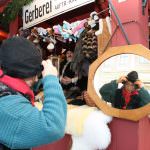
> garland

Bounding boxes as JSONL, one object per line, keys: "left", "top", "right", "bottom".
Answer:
{"left": 0, "top": 0, "right": 33, "bottom": 31}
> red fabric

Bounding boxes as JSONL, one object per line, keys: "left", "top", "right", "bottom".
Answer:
{"left": 0, "top": 0, "right": 12, "bottom": 13}
{"left": 122, "top": 88, "right": 138, "bottom": 109}
{"left": 0, "top": 69, "right": 35, "bottom": 106}
{"left": 107, "top": 117, "right": 150, "bottom": 150}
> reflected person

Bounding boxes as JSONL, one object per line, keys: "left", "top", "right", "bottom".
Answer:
{"left": 99, "top": 71, "right": 150, "bottom": 109}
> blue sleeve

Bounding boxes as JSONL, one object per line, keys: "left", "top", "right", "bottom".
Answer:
{"left": 8, "top": 75, "right": 67, "bottom": 149}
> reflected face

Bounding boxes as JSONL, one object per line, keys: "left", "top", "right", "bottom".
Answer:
{"left": 66, "top": 51, "right": 73, "bottom": 62}
{"left": 124, "top": 81, "right": 135, "bottom": 93}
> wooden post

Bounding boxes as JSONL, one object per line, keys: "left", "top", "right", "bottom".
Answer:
{"left": 97, "top": 18, "right": 111, "bottom": 57}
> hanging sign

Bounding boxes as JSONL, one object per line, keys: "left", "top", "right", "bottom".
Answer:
{"left": 23, "top": 0, "right": 95, "bottom": 29}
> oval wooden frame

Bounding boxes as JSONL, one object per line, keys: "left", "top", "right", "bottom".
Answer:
{"left": 87, "top": 44, "right": 150, "bottom": 121}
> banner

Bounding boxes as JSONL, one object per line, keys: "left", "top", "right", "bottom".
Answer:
{"left": 23, "top": 0, "right": 95, "bottom": 29}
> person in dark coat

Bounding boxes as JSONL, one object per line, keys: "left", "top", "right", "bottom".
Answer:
{"left": 99, "top": 71, "right": 150, "bottom": 109}
{"left": 60, "top": 49, "right": 78, "bottom": 89}
{"left": 59, "top": 49, "right": 80, "bottom": 99}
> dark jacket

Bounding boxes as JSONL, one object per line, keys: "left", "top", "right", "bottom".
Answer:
{"left": 60, "top": 60, "right": 77, "bottom": 90}
{"left": 114, "top": 89, "right": 142, "bottom": 109}
{"left": 99, "top": 80, "right": 150, "bottom": 109}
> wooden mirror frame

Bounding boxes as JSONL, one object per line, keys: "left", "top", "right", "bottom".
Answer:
{"left": 87, "top": 44, "right": 150, "bottom": 121}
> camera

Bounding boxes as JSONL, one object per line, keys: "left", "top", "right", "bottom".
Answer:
{"left": 134, "top": 84, "right": 139, "bottom": 89}
{"left": 122, "top": 80, "right": 126, "bottom": 84}
{"left": 122, "top": 77, "right": 127, "bottom": 84}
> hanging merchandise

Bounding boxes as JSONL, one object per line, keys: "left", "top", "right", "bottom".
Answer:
{"left": 27, "top": 27, "right": 40, "bottom": 44}
{"left": 88, "top": 11, "right": 99, "bottom": 29}
{"left": 82, "top": 29, "right": 98, "bottom": 62}
{"left": 72, "top": 20, "right": 98, "bottom": 74}
{"left": 95, "top": 16, "right": 111, "bottom": 56}
{"left": 71, "top": 19, "right": 87, "bottom": 38}
{"left": 37, "top": 27, "right": 56, "bottom": 51}
{"left": 53, "top": 24, "right": 72, "bottom": 41}
{"left": 70, "top": 9, "right": 112, "bottom": 84}
{"left": 53, "top": 19, "right": 88, "bottom": 42}
{"left": 24, "top": 10, "right": 110, "bottom": 57}
{"left": 26, "top": 27, "right": 57, "bottom": 52}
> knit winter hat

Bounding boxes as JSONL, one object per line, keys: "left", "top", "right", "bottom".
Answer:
{"left": 127, "top": 71, "right": 138, "bottom": 83}
{"left": 0, "top": 37, "right": 43, "bottom": 79}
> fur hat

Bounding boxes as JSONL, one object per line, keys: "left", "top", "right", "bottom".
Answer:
{"left": 127, "top": 71, "right": 138, "bottom": 83}
{"left": 0, "top": 37, "right": 43, "bottom": 79}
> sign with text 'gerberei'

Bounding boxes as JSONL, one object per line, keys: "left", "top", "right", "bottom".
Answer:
{"left": 23, "top": 0, "right": 95, "bottom": 29}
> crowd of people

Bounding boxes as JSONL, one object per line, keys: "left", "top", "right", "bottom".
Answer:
{"left": 0, "top": 37, "right": 150, "bottom": 150}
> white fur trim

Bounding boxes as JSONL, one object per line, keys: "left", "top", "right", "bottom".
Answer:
{"left": 66, "top": 105, "right": 97, "bottom": 136}
{"left": 106, "top": 16, "right": 112, "bottom": 35}
{"left": 71, "top": 109, "right": 112, "bottom": 150}
{"left": 82, "top": 110, "right": 111, "bottom": 149}
{"left": 95, "top": 19, "right": 103, "bottom": 36}
{"left": 71, "top": 136, "right": 92, "bottom": 150}
{"left": 47, "top": 43, "right": 54, "bottom": 50}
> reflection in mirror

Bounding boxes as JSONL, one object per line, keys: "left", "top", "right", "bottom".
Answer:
{"left": 94, "top": 54, "right": 150, "bottom": 110}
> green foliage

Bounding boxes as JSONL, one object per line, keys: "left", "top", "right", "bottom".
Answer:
{"left": 0, "top": 0, "right": 33, "bottom": 31}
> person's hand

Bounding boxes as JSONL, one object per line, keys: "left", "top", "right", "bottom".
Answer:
{"left": 42, "top": 59, "right": 58, "bottom": 77}
{"left": 134, "top": 80, "right": 143, "bottom": 89}
{"left": 117, "top": 76, "right": 127, "bottom": 83}
{"left": 82, "top": 91, "right": 96, "bottom": 107}
{"left": 61, "top": 77, "right": 69, "bottom": 85}
{"left": 64, "top": 76, "right": 72, "bottom": 84}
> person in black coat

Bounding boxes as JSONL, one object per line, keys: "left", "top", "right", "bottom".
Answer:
{"left": 59, "top": 49, "right": 80, "bottom": 99}
{"left": 60, "top": 49, "right": 78, "bottom": 89}
{"left": 99, "top": 71, "right": 150, "bottom": 109}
